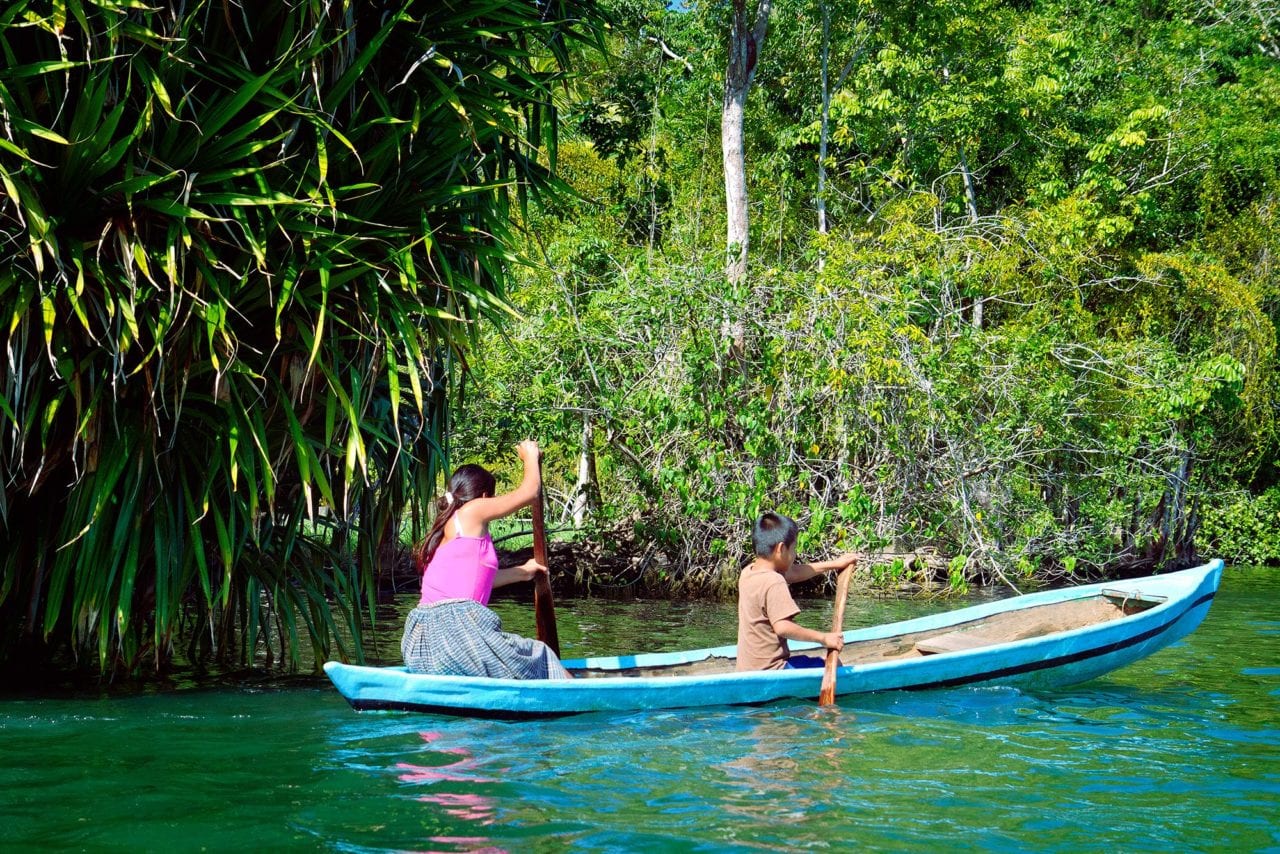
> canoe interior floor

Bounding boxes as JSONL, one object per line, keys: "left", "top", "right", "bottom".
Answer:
{"left": 570, "top": 594, "right": 1147, "bottom": 680}
{"left": 848, "top": 595, "right": 1139, "bottom": 663}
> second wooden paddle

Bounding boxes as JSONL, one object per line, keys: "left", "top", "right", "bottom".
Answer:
{"left": 530, "top": 457, "right": 561, "bottom": 657}
{"left": 818, "top": 563, "right": 855, "bottom": 706}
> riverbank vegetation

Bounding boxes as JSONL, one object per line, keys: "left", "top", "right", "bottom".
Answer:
{"left": 459, "top": 0, "right": 1280, "bottom": 594}
{"left": 1, "top": 0, "right": 1276, "bottom": 676}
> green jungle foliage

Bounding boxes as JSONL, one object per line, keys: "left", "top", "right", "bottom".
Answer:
{"left": 0, "top": 0, "right": 603, "bottom": 674}
{"left": 1200, "top": 486, "right": 1280, "bottom": 565}
{"left": 459, "top": 0, "right": 1280, "bottom": 592}
{"left": 2, "top": 0, "right": 1275, "bottom": 677}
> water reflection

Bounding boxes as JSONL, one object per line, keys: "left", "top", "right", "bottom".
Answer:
{"left": 6, "top": 568, "right": 1269, "bottom": 851}
{"left": 395, "top": 730, "right": 503, "bottom": 852}
{"left": 718, "top": 707, "right": 862, "bottom": 821}
{"left": 396, "top": 731, "right": 497, "bottom": 785}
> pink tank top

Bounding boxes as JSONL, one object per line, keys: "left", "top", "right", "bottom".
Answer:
{"left": 419, "top": 516, "right": 499, "bottom": 606}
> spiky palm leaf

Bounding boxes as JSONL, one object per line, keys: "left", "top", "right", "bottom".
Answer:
{"left": 0, "top": 0, "right": 603, "bottom": 673}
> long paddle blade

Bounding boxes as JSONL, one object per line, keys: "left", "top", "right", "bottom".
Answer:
{"left": 531, "top": 458, "right": 561, "bottom": 657}
{"left": 818, "top": 563, "right": 855, "bottom": 706}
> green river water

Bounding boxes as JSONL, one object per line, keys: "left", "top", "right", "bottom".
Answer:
{"left": 2, "top": 565, "right": 1277, "bottom": 851}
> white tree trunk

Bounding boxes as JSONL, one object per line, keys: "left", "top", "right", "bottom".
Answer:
{"left": 571, "top": 415, "right": 598, "bottom": 527}
{"left": 723, "top": 0, "right": 772, "bottom": 288}
{"left": 959, "top": 145, "right": 983, "bottom": 329}
{"left": 817, "top": 2, "right": 831, "bottom": 250}
{"left": 817, "top": 4, "right": 870, "bottom": 271}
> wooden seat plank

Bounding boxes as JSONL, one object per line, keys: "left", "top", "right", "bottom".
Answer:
{"left": 915, "top": 631, "right": 998, "bottom": 655}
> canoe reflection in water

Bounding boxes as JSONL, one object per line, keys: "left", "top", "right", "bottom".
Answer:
{"left": 721, "top": 711, "right": 857, "bottom": 819}
{"left": 396, "top": 731, "right": 500, "bottom": 849}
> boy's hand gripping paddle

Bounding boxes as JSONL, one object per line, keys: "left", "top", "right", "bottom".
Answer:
{"left": 818, "top": 563, "right": 854, "bottom": 706}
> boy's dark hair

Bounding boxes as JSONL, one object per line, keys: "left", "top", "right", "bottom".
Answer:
{"left": 753, "top": 512, "right": 799, "bottom": 558}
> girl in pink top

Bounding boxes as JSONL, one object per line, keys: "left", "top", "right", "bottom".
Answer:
{"left": 401, "top": 441, "right": 571, "bottom": 679}
{"left": 418, "top": 509, "right": 501, "bottom": 606}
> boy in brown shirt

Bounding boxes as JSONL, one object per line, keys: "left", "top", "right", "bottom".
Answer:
{"left": 736, "top": 512, "right": 857, "bottom": 671}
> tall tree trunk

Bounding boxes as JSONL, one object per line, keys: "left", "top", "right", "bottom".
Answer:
{"left": 572, "top": 415, "right": 600, "bottom": 527}
{"left": 1149, "top": 431, "right": 1195, "bottom": 567}
{"left": 723, "top": 0, "right": 772, "bottom": 287}
{"left": 647, "top": 62, "right": 662, "bottom": 265}
{"left": 817, "top": 0, "right": 831, "bottom": 260}
{"left": 818, "top": 12, "right": 871, "bottom": 272}
{"left": 959, "top": 145, "right": 983, "bottom": 329}
{"left": 959, "top": 146, "right": 980, "bottom": 226}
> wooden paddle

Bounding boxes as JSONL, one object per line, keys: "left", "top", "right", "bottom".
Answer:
{"left": 530, "top": 456, "right": 561, "bottom": 657}
{"left": 818, "top": 562, "right": 855, "bottom": 706}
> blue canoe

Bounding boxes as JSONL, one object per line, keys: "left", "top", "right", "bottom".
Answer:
{"left": 324, "top": 559, "right": 1222, "bottom": 718}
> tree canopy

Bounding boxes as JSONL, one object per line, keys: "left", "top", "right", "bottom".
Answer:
{"left": 461, "top": 0, "right": 1280, "bottom": 592}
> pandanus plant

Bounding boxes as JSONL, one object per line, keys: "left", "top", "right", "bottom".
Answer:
{"left": 0, "top": 0, "right": 602, "bottom": 674}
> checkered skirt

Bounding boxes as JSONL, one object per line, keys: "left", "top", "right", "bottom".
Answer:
{"left": 401, "top": 598, "right": 571, "bottom": 680}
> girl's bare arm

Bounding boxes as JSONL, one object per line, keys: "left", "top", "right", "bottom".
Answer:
{"left": 457, "top": 441, "right": 541, "bottom": 533}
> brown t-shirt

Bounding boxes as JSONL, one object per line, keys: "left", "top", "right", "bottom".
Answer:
{"left": 737, "top": 565, "right": 801, "bottom": 671}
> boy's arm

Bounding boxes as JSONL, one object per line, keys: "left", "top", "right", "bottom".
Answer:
{"left": 783, "top": 552, "right": 857, "bottom": 584}
{"left": 773, "top": 618, "right": 844, "bottom": 651}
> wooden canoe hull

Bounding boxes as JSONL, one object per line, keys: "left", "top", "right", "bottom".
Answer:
{"left": 323, "top": 560, "right": 1222, "bottom": 718}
